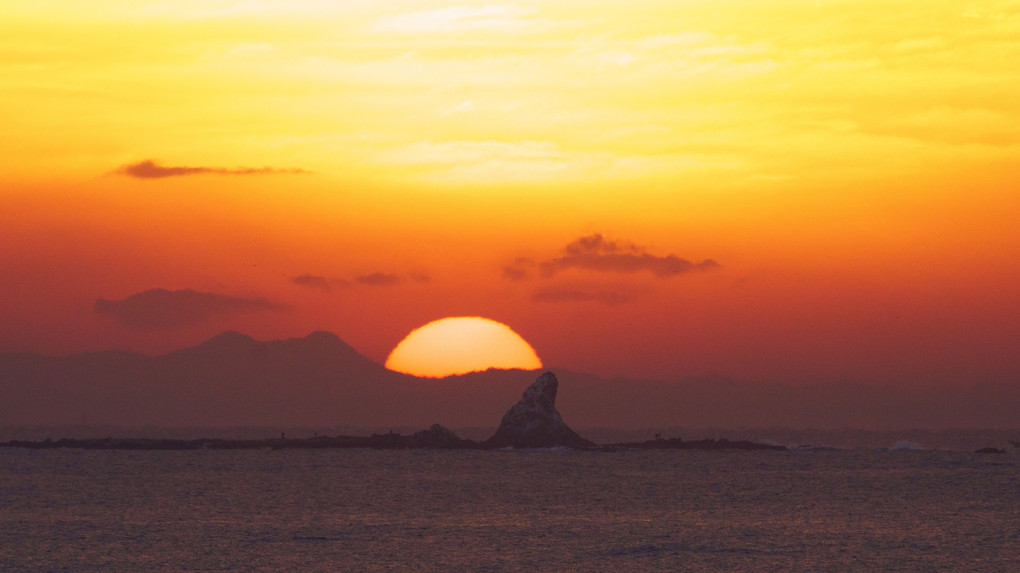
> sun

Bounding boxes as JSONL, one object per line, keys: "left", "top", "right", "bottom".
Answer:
{"left": 385, "top": 316, "right": 542, "bottom": 378}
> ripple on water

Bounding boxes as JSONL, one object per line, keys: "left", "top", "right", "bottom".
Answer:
{"left": 0, "top": 448, "right": 1017, "bottom": 571}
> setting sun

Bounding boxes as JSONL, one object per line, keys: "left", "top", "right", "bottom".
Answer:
{"left": 385, "top": 317, "right": 542, "bottom": 378}
{"left": 2, "top": 0, "right": 1019, "bottom": 412}
{"left": 2, "top": 3, "right": 1019, "bottom": 566}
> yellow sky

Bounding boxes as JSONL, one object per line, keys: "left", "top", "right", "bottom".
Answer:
{"left": 6, "top": 1, "right": 1017, "bottom": 268}
{"left": 5, "top": 0, "right": 1019, "bottom": 187}
{"left": 2, "top": 1, "right": 1020, "bottom": 382}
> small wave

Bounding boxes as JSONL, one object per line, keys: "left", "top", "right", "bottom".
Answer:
{"left": 606, "top": 542, "right": 795, "bottom": 558}
{"left": 790, "top": 444, "right": 840, "bottom": 451}
{"left": 890, "top": 440, "right": 924, "bottom": 451}
{"left": 495, "top": 445, "right": 577, "bottom": 453}
{"left": 292, "top": 535, "right": 343, "bottom": 543}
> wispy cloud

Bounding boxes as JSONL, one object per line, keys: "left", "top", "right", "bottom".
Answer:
{"left": 379, "top": 140, "right": 570, "bottom": 184}
{"left": 116, "top": 159, "right": 310, "bottom": 179}
{"left": 378, "top": 4, "right": 544, "bottom": 33}
{"left": 355, "top": 272, "right": 403, "bottom": 287}
{"left": 291, "top": 271, "right": 429, "bottom": 291}
{"left": 531, "top": 287, "right": 636, "bottom": 306}
{"left": 129, "top": 2, "right": 352, "bottom": 21}
{"left": 442, "top": 99, "right": 475, "bottom": 115}
{"left": 94, "top": 288, "right": 285, "bottom": 329}
{"left": 382, "top": 140, "right": 564, "bottom": 165}
{"left": 504, "top": 234, "right": 719, "bottom": 280}
{"left": 502, "top": 257, "right": 535, "bottom": 281}
{"left": 290, "top": 274, "right": 350, "bottom": 291}
{"left": 291, "top": 274, "right": 332, "bottom": 291}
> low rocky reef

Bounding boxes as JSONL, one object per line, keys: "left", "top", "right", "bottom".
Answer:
{"left": 1, "top": 372, "right": 784, "bottom": 452}
{"left": 0, "top": 434, "right": 786, "bottom": 451}
{"left": 0, "top": 426, "right": 475, "bottom": 451}
{"left": 604, "top": 436, "right": 785, "bottom": 451}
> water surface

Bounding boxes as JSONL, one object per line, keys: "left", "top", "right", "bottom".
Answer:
{"left": 2, "top": 448, "right": 1017, "bottom": 571}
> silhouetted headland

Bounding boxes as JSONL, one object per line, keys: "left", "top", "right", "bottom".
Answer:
{"left": 0, "top": 372, "right": 787, "bottom": 451}
{"left": 482, "top": 371, "right": 595, "bottom": 448}
{"left": 602, "top": 436, "right": 785, "bottom": 451}
{"left": 4, "top": 331, "right": 1019, "bottom": 430}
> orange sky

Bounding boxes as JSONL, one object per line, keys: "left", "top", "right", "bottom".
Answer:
{"left": 2, "top": 1, "right": 1020, "bottom": 386}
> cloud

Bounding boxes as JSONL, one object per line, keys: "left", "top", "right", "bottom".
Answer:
{"left": 116, "top": 159, "right": 310, "bottom": 179}
{"left": 290, "top": 274, "right": 350, "bottom": 291}
{"left": 94, "top": 288, "right": 285, "bottom": 329}
{"left": 129, "top": 2, "right": 347, "bottom": 21}
{"left": 504, "top": 234, "right": 720, "bottom": 279}
{"left": 355, "top": 272, "right": 403, "bottom": 287}
{"left": 378, "top": 5, "right": 543, "bottom": 33}
{"left": 442, "top": 100, "right": 474, "bottom": 115}
{"left": 502, "top": 257, "right": 535, "bottom": 281}
{"left": 379, "top": 140, "right": 571, "bottom": 184}
{"left": 291, "top": 272, "right": 429, "bottom": 290}
{"left": 531, "top": 288, "right": 636, "bottom": 306}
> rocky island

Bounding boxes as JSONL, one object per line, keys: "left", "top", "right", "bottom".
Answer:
{"left": 482, "top": 371, "right": 595, "bottom": 449}
{"left": 0, "top": 372, "right": 784, "bottom": 451}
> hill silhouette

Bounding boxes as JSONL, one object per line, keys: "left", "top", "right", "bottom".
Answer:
{"left": 1, "top": 331, "right": 1018, "bottom": 430}
{"left": 0, "top": 332, "right": 543, "bottom": 428}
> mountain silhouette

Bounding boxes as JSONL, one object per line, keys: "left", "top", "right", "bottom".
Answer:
{"left": 0, "top": 332, "right": 546, "bottom": 428}
{"left": 2, "top": 331, "right": 1018, "bottom": 430}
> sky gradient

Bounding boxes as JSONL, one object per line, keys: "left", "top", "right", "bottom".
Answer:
{"left": 3, "top": 1, "right": 1019, "bottom": 388}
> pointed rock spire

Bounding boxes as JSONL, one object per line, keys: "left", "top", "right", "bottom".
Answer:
{"left": 483, "top": 372, "right": 594, "bottom": 448}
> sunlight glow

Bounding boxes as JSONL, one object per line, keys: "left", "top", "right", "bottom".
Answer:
{"left": 385, "top": 317, "right": 542, "bottom": 378}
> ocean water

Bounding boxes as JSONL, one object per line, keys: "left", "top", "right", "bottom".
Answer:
{"left": 1, "top": 448, "right": 1017, "bottom": 571}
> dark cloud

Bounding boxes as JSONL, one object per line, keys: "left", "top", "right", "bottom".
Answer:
{"left": 94, "top": 288, "right": 285, "bottom": 329}
{"left": 502, "top": 257, "right": 535, "bottom": 281}
{"left": 116, "top": 159, "right": 310, "bottom": 179}
{"left": 291, "top": 272, "right": 428, "bottom": 291}
{"left": 504, "top": 234, "right": 719, "bottom": 279}
{"left": 290, "top": 275, "right": 350, "bottom": 291}
{"left": 292, "top": 274, "right": 331, "bottom": 291}
{"left": 564, "top": 234, "right": 638, "bottom": 256}
{"left": 531, "top": 288, "right": 636, "bottom": 306}
{"left": 355, "top": 272, "right": 403, "bottom": 287}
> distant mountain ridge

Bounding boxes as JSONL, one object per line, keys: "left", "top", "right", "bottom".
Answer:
{"left": 0, "top": 331, "right": 541, "bottom": 428}
{"left": 1, "top": 331, "right": 1018, "bottom": 430}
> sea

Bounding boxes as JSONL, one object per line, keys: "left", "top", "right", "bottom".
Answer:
{"left": 1, "top": 430, "right": 1018, "bottom": 571}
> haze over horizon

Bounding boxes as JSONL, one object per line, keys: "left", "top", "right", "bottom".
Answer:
{"left": 3, "top": 1, "right": 1019, "bottom": 427}
{"left": 3, "top": 329, "right": 1018, "bottom": 432}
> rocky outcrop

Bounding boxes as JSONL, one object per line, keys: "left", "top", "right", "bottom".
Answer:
{"left": 0, "top": 426, "right": 478, "bottom": 451}
{"left": 411, "top": 424, "right": 474, "bottom": 448}
{"left": 606, "top": 436, "right": 786, "bottom": 451}
{"left": 483, "top": 372, "right": 594, "bottom": 449}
